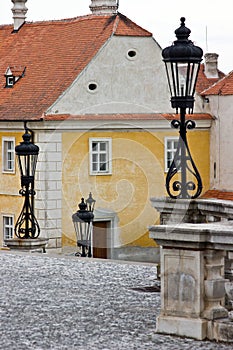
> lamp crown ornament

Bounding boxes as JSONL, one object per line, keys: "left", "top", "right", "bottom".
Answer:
{"left": 175, "top": 17, "right": 191, "bottom": 41}
{"left": 15, "top": 129, "right": 39, "bottom": 156}
{"left": 162, "top": 17, "right": 203, "bottom": 64}
{"left": 78, "top": 198, "right": 87, "bottom": 211}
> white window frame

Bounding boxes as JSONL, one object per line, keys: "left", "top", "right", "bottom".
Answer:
{"left": 3, "top": 215, "right": 14, "bottom": 240}
{"left": 89, "top": 138, "right": 112, "bottom": 175}
{"left": 2, "top": 137, "right": 15, "bottom": 173}
{"left": 164, "top": 137, "right": 179, "bottom": 172}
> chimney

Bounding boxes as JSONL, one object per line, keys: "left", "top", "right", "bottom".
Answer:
{"left": 11, "top": 0, "right": 28, "bottom": 31}
{"left": 204, "top": 53, "right": 219, "bottom": 79}
{"left": 90, "top": 0, "right": 119, "bottom": 15}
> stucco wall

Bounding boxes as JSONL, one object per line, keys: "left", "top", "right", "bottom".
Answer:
{"left": 207, "top": 95, "right": 233, "bottom": 190}
{"left": 61, "top": 128, "right": 210, "bottom": 250}
{"left": 0, "top": 132, "right": 22, "bottom": 245}
{"left": 47, "top": 36, "right": 173, "bottom": 115}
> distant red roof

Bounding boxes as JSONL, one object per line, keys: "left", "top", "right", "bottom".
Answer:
{"left": 202, "top": 189, "right": 233, "bottom": 201}
{"left": 0, "top": 13, "right": 151, "bottom": 121}
{"left": 196, "top": 63, "right": 225, "bottom": 94}
{"left": 201, "top": 70, "right": 233, "bottom": 96}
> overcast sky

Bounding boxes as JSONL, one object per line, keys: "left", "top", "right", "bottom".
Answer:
{"left": 0, "top": 0, "right": 232, "bottom": 74}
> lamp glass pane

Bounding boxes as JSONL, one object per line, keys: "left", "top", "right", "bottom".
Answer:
{"left": 188, "top": 63, "right": 200, "bottom": 97}
{"left": 17, "top": 154, "right": 38, "bottom": 177}
{"left": 74, "top": 220, "right": 92, "bottom": 246}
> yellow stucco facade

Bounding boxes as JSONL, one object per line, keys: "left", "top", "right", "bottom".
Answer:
{"left": 61, "top": 129, "right": 210, "bottom": 249}
{"left": 0, "top": 128, "right": 210, "bottom": 251}
{"left": 0, "top": 132, "right": 22, "bottom": 245}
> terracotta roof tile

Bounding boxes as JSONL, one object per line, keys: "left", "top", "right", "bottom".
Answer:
{"left": 202, "top": 190, "right": 233, "bottom": 201}
{"left": 114, "top": 13, "right": 152, "bottom": 36}
{"left": 196, "top": 64, "right": 225, "bottom": 94}
{"left": 43, "top": 113, "right": 213, "bottom": 121}
{"left": 201, "top": 70, "right": 233, "bottom": 96}
{"left": 0, "top": 14, "right": 151, "bottom": 121}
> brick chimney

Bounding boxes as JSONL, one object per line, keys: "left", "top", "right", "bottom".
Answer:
{"left": 90, "top": 0, "right": 119, "bottom": 15}
{"left": 204, "top": 53, "right": 219, "bottom": 79}
{"left": 11, "top": 0, "right": 28, "bottom": 31}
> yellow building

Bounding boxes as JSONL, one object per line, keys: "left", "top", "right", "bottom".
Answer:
{"left": 0, "top": 1, "right": 218, "bottom": 261}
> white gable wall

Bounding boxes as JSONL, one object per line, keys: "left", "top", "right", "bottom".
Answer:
{"left": 205, "top": 95, "right": 233, "bottom": 190}
{"left": 47, "top": 36, "right": 174, "bottom": 115}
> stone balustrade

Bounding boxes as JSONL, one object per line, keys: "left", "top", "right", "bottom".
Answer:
{"left": 149, "top": 197, "right": 233, "bottom": 342}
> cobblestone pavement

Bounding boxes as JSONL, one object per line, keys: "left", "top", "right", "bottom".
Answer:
{"left": 0, "top": 251, "right": 232, "bottom": 350}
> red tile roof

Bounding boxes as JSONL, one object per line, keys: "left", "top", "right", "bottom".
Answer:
{"left": 0, "top": 13, "right": 151, "bottom": 121}
{"left": 202, "top": 189, "right": 233, "bottom": 201}
{"left": 196, "top": 63, "right": 225, "bottom": 94}
{"left": 201, "top": 70, "right": 233, "bottom": 96}
{"left": 44, "top": 113, "right": 213, "bottom": 121}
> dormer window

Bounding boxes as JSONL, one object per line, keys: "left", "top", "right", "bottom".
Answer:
{"left": 5, "top": 66, "right": 26, "bottom": 88}
{"left": 6, "top": 76, "right": 15, "bottom": 87}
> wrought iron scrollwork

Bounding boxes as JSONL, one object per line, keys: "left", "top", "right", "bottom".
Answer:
{"left": 15, "top": 184, "right": 40, "bottom": 238}
{"left": 166, "top": 109, "right": 203, "bottom": 199}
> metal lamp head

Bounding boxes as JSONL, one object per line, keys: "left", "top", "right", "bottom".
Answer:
{"left": 162, "top": 17, "right": 203, "bottom": 111}
{"left": 15, "top": 128, "right": 39, "bottom": 185}
{"left": 72, "top": 197, "right": 95, "bottom": 251}
{"left": 86, "top": 192, "right": 96, "bottom": 213}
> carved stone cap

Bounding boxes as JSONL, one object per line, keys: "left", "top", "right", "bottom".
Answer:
{"left": 90, "top": 0, "right": 118, "bottom": 15}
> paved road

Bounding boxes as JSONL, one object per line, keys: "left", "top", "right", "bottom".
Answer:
{"left": 0, "top": 251, "right": 232, "bottom": 349}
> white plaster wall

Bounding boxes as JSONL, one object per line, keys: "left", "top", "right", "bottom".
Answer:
{"left": 207, "top": 95, "right": 233, "bottom": 190}
{"left": 47, "top": 36, "right": 174, "bottom": 115}
{"left": 35, "top": 131, "right": 62, "bottom": 249}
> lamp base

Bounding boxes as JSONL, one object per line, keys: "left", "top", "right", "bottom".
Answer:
{"left": 4, "top": 238, "right": 49, "bottom": 253}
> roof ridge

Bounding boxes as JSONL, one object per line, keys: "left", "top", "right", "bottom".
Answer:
{"left": 0, "top": 14, "right": 117, "bottom": 28}
{"left": 114, "top": 12, "right": 152, "bottom": 36}
{"left": 112, "top": 13, "right": 120, "bottom": 34}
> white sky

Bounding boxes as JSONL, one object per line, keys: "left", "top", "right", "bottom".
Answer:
{"left": 0, "top": 0, "right": 232, "bottom": 74}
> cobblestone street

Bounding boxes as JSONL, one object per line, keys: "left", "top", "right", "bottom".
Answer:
{"left": 0, "top": 251, "right": 232, "bottom": 349}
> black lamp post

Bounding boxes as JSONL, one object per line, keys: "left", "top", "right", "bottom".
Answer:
{"left": 72, "top": 193, "right": 96, "bottom": 257}
{"left": 15, "top": 123, "right": 40, "bottom": 238}
{"left": 162, "top": 17, "right": 203, "bottom": 199}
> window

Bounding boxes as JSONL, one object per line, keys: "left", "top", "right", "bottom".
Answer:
{"left": 88, "top": 82, "right": 98, "bottom": 92}
{"left": 3, "top": 215, "right": 14, "bottom": 240}
{"left": 89, "top": 138, "right": 112, "bottom": 175}
{"left": 127, "top": 49, "right": 138, "bottom": 60}
{"left": 165, "top": 137, "right": 179, "bottom": 172}
{"left": 2, "top": 137, "right": 15, "bottom": 173}
{"left": 6, "top": 76, "right": 14, "bottom": 87}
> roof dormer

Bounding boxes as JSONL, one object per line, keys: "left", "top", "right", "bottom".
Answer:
{"left": 5, "top": 66, "right": 26, "bottom": 88}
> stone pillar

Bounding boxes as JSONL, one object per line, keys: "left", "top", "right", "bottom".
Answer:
{"left": 157, "top": 247, "right": 207, "bottom": 340}
{"left": 149, "top": 197, "right": 233, "bottom": 342}
{"left": 203, "top": 250, "right": 228, "bottom": 320}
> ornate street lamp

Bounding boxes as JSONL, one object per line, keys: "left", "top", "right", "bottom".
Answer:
{"left": 162, "top": 17, "right": 203, "bottom": 199}
{"left": 15, "top": 123, "right": 40, "bottom": 238}
{"left": 72, "top": 193, "right": 96, "bottom": 257}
